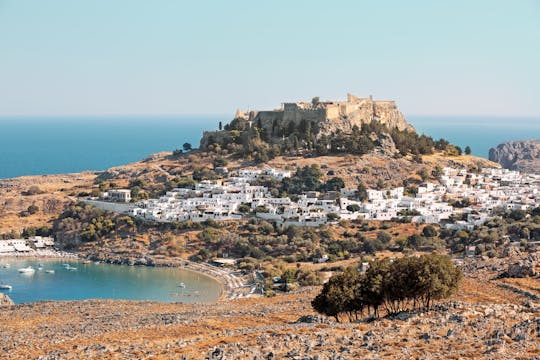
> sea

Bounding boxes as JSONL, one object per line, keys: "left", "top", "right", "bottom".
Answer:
{"left": 0, "top": 259, "right": 221, "bottom": 304}
{"left": 0, "top": 115, "right": 539, "bottom": 179}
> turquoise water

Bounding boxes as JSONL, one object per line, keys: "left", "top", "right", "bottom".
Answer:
{"left": 0, "top": 115, "right": 539, "bottom": 179}
{"left": 0, "top": 259, "right": 221, "bottom": 304}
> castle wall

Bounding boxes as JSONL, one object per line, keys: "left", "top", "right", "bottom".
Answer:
{"left": 325, "top": 105, "right": 340, "bottom": 119}
{"left": 201, "top": 93, "right": 415, "bottom": 149}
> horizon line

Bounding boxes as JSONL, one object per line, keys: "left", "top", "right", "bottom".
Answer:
{"left": 0, "top": 113, "right": 539, "bottom": 119}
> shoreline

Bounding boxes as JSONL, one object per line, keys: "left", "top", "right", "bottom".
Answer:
{"left": 0, "top": 249, "right": 79, "bottom": 259}
{"left": 0, "top": 251, "right": 250, "bottom": 303}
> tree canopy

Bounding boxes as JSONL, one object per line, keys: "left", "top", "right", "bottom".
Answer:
{"left": 312, "top": 254, "right": 462, "bottom": 322}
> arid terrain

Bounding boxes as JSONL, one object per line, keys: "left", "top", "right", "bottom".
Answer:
{"left": 2, "top": 151, "right": 537, "bottom": 359}
{"left": 1, "top": 258, "right": 539, "bottom": 359}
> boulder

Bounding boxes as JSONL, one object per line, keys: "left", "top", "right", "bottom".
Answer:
{"left": 507, "top": 261, "right": 537, "bottom": 278}
{"left": 0, "top": 293, "right": 14, "bottom": 307}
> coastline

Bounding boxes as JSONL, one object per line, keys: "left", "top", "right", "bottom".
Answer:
{"left": 0, "top": 250, "right": 250, "bottom": 302}
{"left": 0, "top": 249, "right": 79, "bottom": 259}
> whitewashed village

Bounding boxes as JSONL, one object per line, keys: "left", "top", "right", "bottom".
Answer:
{"left": 95, "top": 166, "right": 540, "bottom": 231}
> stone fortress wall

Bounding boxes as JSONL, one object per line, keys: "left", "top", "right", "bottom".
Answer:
{"left": 237, "top": 93, "right": 413, "bottom": 135}
{"left": 201, "top": 93, "right": 414, "bottom": 148}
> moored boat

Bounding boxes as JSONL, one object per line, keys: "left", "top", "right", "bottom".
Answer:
{"left": 18, "top": 266, "right": 35, "bottom": 274}
{"left": 0, "top": 284, "right": 12, "bottom": 291}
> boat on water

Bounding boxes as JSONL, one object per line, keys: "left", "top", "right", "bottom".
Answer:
{"left": 2, "top": 263, "right": 10, "bottom": 269}
{"left": 65, "top": 266, "right": 77, "bottom": 271}
{"left": 0, "top": 284, "right": 12, "bottom": 291}
{"left": 45, "top": 270, "right": 55, "bottom": 274}
{"left": 178, "top": 282, "right": 186, "bottom": 288}
{"left": 18, "top": 266, "right": 35, "bottom": 274}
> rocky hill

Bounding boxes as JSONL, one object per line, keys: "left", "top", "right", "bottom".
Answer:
{"left": 200, "top": 93, "right": 414, "bottom": 150}
{"left": 489, "top": 139, "right": 540, "bottom": 174}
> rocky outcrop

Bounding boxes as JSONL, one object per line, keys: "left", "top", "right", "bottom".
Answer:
{"left": 0, "top": 293, "right": 14, "bottom": 307}
{"left": 489, "top": 140, "right": 540, "bottom": 174}
{"left": 201, "top": 93, "right": 415, "bottom": 149}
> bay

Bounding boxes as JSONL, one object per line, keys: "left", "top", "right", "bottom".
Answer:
{"left": 0, "top": 259, "right": 222, "bottom": 304}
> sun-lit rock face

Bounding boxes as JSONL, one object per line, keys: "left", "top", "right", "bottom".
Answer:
{"left": 201, "top": 93, "right": 414, "bottom": 149}
{"left": 489, "top": 139, "right": 540, "bottom": 174}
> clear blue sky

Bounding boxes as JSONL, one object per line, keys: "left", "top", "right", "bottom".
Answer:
{"left": 0, "top": 0, "right": 538, "bottom": 116}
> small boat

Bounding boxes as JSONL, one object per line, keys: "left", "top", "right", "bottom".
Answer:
{"left": 45, "top": 270, "right": 55, "bottom": 274}
{"left": 62, "top": 263, "right": 70, "bottom": 267}
{"left": 178, "top": 282, "right": 186, "bottom": 288}
{"left": 37, "top": 266, "right": 43, "bottom": 271}
{"left": 18, "top": 266, "right": 35, "bottom": 274}
{"left": 0, "top": 284, "right": 12, "bottom": 291}
{"left": 2, "top": 264, "right": 10, "bottom": 269}
{"left": 66, "top": 266, "right": 77, "bottom": 271}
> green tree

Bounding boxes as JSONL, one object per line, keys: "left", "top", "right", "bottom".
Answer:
{"left": 183, "top": 142, "right": 192, "bottom": 151}
{"left": 327, "top": 212, "right": 340, "bottom": 221}
{"left": 422, "top": 225, "right": 438, "bottom": 238}
{"left": 418, "top": 167, "right": 430, "bottom": 182}
{"left": 357, "top": 181, "right": 368, "bottom": 202}
{"left": 238, "top": 204, "right": 251, "bottom": 213}
{"left": 376, "top": 231, "right": 392, "bottom": 244}
{"left": 322, "top": 177, "right": 345, "bottom": 192}
{"left": 432, "top": 165, "right": 443, "bottom": 178}
{"left": 464, "top": 146, "right": 471, "bottom": 155}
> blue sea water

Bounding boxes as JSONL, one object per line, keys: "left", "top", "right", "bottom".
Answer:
{"left": 0, "top": 259, "right": 221, "bottom": 304}
{"left": 0, "top": 115, "right": 538, "bottom": 179}
{"left": 0, "top": 116, "right": 221, "bottom": 179}
{"left": 410, "top": 116, "right": 540, "bottom": 159}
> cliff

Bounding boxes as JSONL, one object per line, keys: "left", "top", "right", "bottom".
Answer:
{"left": 489, "top": 140, "right": 540, "bottom": 174}
{"left": 201, "top": 93, "right": 414, "bottom": 149}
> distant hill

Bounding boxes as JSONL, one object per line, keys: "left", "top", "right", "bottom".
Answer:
{"left": 489, "top": 140, "right": 540, "bottom": 174}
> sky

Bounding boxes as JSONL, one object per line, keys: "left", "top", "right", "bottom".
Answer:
{"left": 0, "top": 0, "right": 539, "bottom": 117}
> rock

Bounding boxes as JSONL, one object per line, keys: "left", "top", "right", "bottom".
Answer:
{"left": 419, "top": 333, "right": 431, "bottom": 341}
{"left": 0, "top": 293, "right": 14, "bottom": 307}
{"left": 449, "top": 314, "right": 464, "bottom": 323}
{"left": 388, "top": 311, "right": 414, "bottom": 321}
{"left": 208, "top": 347, "right": 225, "bottom": 360}
{"left": 295, "top": 315, "right": 327, "bottom": 324}
{"left": 489, "top": 139, "right": 540, "bottom": 174}
{"left": 507, "top": 261, "right": 537, "bottom": 278}
{"left": 363, "top": 330, "right": 374, "bottom": 341}
{"left": 503, "top": 246, "right": 523, "bottom": 259}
